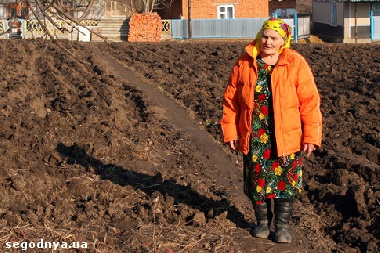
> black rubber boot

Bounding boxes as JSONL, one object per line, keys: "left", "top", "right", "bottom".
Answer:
{"left": 274, "top": 198, "right": 294, "bottom": 243}
{"left": 252, "top": 200, "right": 272, "bottom": 238}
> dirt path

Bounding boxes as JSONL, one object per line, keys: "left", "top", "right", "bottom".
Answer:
{"left": 87, "top": 44, "right": 244, "bottom": 198}
{"left": 86, "top": 43, "right": 336, "bottom": 252}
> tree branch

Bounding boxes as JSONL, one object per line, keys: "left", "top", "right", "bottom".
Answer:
{"left": 52, "top": 1, "right": 110, "bottom": 43}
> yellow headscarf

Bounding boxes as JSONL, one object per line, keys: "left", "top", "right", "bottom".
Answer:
{"left": 252, "top": 17, "right": 292, "bottom": 57}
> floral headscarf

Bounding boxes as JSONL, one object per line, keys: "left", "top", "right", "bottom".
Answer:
{"left": 252, "top": 17, "right": 292, "bottom": 56}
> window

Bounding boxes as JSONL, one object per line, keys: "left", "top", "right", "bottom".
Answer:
{"left": 7, "top": 3, "right": 29, "bottom": 19}
{"left": 217, "top": 5, "right": 235, "bottom": 19}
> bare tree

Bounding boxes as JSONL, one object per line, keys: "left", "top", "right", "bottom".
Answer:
{"left": 12, "top": 0, "right": 106, "bottom": 40}
{"left": 127, "top": 0, "right": 174, "bottom": 14}
{"left": 9, "top": 0, "right": 173, "bottom": 41}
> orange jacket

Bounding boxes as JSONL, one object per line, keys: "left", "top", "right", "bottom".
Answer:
{"left": 220, "top": 41, "right": 322, "bottom": 156}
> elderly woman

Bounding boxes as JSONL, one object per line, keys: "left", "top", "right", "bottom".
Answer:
{"left": 220, "top": 18, "right": 322, "bottom": 243}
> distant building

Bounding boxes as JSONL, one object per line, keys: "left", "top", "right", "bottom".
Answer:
{"left": 312, "top": 0, "right": 380, "bottom": 42}
{"left": 269, "top": 0, "right": 297, "bottom": 16}
{"left": 156, "top": 0, "right": 269, "bottom": 19}
{"left": 0, "top": 0, "right": 132, "bottom": 41}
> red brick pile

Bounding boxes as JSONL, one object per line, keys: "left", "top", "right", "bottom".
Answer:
{"left": 127, "top": 12, "right": 162, "bottom": 42}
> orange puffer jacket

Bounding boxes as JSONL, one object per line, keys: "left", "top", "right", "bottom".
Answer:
{"left": 220, "top": 41, "right": 322, "bottom": 156}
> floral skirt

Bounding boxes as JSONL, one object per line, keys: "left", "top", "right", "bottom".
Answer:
{"left": 243, "top": 150, "right": 303, "bottom": 205}
{"left": 245, "top": 57, "right": 303, "bottom": 205}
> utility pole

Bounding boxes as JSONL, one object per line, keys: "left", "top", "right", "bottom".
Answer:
{"left": 188, "top": 0, "right": 192, "bottom": 39}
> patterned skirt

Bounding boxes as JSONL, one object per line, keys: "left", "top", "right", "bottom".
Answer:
{"left": 243, "top": 149, "right": 303, "bottom": 205}
{"left": 242, "top": 104, "right": 304, "bottom": 204}
{"left": 243, "top": 57, "right": 303, "bottom": 205}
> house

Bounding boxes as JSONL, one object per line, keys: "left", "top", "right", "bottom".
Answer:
{"left": 0, "top": 0, "right": 131, "bottom": 41}
{"left": 0, "top": 0, "right": 309, "bottom": 41}
{"left": 312, "top": 0, "right": 380, "bottom": 43}
{"left": 270, "top": 0, "right": 297, "bottom": 12}
{"left": 269, "top": 0, "right": 297, "bottom": 16}
{"left": 156, "top": 0, "right": 269, "bottom": 20}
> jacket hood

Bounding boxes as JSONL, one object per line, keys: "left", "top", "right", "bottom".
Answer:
{"left": 245, "top": 40, "right": 258, "bottom": 59}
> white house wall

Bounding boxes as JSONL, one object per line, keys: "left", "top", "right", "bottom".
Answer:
{"left": 345, "top": 3, "right": 370, "bottom": 26}
{"left": 344, "top": 3, "right": 371, "bottom": 41}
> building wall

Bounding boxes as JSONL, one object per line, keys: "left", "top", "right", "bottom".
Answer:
{"left": 313, "top": 0, "right": 344, "bottom": 26}
{"left": 344, "top": 3, "right": 371, "bottom": 39}
{"left": 313, "top": 2, "right": 332, "bottom": 24}
{"left": 156, "top": 0, "right": 183, "bottom": 19}
{"left": 312, "top": 1, "right": 343, "bottom": 39}
{"left": 181, "top": 0, "right": 268, "bottom": 19}
{"left": 344, "top": 2, "right": 371, "bottom": 26}
{"left": 313, "top": 0, "right": 372, "bottom": 42}
{"left": 156, "top": 0, "right": 269, "bottom": 20}
{"left": 269, "top": 0, "right": 296, "bottom": 14}
{"left": 313, "top": 1, "right": 344, "bottom": 26}
{"left": 104, "top": 1, "right": 127, "bottom": 18}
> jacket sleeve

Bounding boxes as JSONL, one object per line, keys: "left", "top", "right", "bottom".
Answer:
{"left": 220, "top": 60, "right": 241, "bottom": 143}
{"left": 295, "top": 55, "right": 323, "bottom": 147}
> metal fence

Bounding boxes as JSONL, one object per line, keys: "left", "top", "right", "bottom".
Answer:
{"left": 296, "top": 15, "right": 310, "bottom": 39}
{"left": 0, "top": 19, "right": 97, "bottom": 40}
{"left": 372, "top": 16, "right": 380, "bottom": 41}
{"left": 2, "top": 14, "right": 379, "bottom": 42}
{"left": 0, "top": 20, "right": 4, "bottom": 34}
{"left": 170, "top": 16, "right": 310, "bottom": 40}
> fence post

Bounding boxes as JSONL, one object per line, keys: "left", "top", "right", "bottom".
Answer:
{"left": 370, "top": 10, "right": 374, "bottom": 42}
{"left": 188, "top": 0, "right": 192, "bottom": 39}
{"left": 294, "top": 13, "right": 298, "bottom": 43}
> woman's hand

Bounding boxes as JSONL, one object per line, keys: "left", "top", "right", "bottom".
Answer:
{"left": 303, "top": 143, "right": 316, "bottom": 157}
{"left": 228, "top": 140, "right": 238, "bottom": 151}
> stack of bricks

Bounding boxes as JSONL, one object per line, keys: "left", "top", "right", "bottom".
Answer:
{"left": 127, "top": 12, "right": 162, "bottom": 42}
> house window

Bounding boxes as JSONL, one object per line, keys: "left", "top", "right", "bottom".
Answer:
{"left": 109, "top": 1, "right": 124, "bottom": 17}
{"left": 7, "top": 3, "right": 29, "bottom": 19}
{"left": 331, "top": 2, "right": 337, "bottom": 26}
{"left": 217, "top": 5, "right": 235, "bottom": 19}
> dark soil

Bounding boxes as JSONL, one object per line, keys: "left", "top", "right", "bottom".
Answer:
{"left": 0, "top": 39, "right": 378, "bottom": 253}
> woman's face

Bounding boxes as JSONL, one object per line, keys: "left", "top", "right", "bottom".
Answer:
{"left": 260, "top": 28, "right": 285, "bottom": 56}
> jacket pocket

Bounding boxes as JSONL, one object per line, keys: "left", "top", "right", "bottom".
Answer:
{"left": 282, "top": 108, "right": 301, "bottom": 133}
